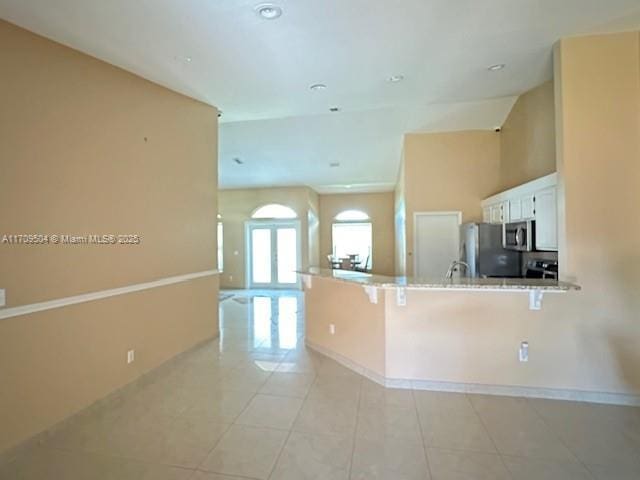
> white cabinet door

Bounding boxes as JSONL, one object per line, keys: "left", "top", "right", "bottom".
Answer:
{"left": 489, "top": 204, "right": 502, "bottom": 224}
{"left": 489, "top": 202, "right": 509, "bottom": 224}
{"left": 521, "top": 194, "right": 535, "bottom": 220}
{"left": 482, "top": 206, "right": 491, "bottom": 223}
{"left": 534, "top": 187, "right": 557, "bottom": 251}
{"left": 509, "top": 198, "right": 523, "bottom": 221}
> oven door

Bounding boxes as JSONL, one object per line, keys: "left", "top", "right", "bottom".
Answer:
{"left": 502, "top": 221, "right": 533, "bottom": 251}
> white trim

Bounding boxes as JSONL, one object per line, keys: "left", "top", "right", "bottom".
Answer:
{"left": 0, "top": 270, "right": 219, "bottom": 320}
{"left": 481, "top": 172, "right": 557, "bottom": 207}
{"left": 305, "top": 340, "right": 640, "bottom": 407}
{"left": 413, "top": 211, "right": 462, "bottom": 278}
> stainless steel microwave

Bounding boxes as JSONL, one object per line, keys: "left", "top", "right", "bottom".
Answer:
{"left": 503, "top": 221, "right": 534, "bottom": 251}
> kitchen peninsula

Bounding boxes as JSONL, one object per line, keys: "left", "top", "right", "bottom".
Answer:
{"left": 297, "top": 268, "right": 597, "bottom": 403}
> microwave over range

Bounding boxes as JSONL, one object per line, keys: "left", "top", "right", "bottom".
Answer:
{"left": 503, "top": 220, "right": 534, "bottom": 251}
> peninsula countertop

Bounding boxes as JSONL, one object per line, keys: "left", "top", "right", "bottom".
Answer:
{"left": 297, "top": 267, "right": 581, "bottom": 292}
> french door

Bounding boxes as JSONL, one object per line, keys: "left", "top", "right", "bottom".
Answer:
{"left": 247, "top": 221, "right": 300, "bottom": 289}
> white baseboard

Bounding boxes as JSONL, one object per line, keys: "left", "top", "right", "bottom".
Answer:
{"left": 305, "top": 340, "right": 640, "bottom": 407}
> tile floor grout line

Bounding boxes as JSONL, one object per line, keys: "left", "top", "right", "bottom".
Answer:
{"left": 264, "top": 349, "right": 318, "bottom": 480}
{"left": 464, "top": 392, "right": 518, "bottom": 480}
{"left": 346, "top": 375, "right": 364, "bottom": 480}
{"left": 526, "top": 398, "right": 601, "bottom": 479}
{"left": 191, "top": 349, "right": 265, "bottom": 474}
{"left": 411, "top": 388, "right": 436, "bottom": 480}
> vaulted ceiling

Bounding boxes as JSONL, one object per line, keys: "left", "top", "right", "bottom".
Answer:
{"left": 2, "top": 0, "right": 639, "bottom": 191}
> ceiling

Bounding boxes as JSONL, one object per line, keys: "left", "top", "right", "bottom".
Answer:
{"left": 2, "top": 0, "right": 639, "bottom": 192}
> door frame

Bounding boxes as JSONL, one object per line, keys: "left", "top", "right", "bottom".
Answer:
{"left": 245, "top": 219, "right": 302, "bottom": 290}
{"left": 413, "top": 211, "right": 462, "bottom": 277}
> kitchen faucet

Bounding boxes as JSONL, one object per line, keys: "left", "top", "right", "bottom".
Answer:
{"left": 446, "top": 260, "right": 469, "bottom": 279}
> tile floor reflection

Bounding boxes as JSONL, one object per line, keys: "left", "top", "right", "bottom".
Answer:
{"left": 2, "top": 289, "right": 640, "bottom": 479}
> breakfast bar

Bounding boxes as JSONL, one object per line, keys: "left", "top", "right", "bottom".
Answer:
{"left": 299, "top": 268, "right": 587, "bottom": 401}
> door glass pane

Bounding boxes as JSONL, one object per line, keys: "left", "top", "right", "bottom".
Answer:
{"left": 252, "top": 228, "right": 272, "bottom": 283}
{"left": 277, "top": 228, "right": 297, "bottom": 284}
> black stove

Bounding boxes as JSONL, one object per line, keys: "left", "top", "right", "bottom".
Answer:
{"left": 525, "top": 259, "right": 558, "bottom": 279}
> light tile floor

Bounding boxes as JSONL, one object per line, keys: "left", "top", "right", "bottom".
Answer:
{"left": 2, "top": 289, "right": 640, "bottom": 479}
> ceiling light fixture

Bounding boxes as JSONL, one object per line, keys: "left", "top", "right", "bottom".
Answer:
{"left": 255, "top": 3, "right": 283, "bottom": 20}
{"left": 185, "top": 56, "right": 192, "bottom": 63}
{"left": 310, "top": 83, "right": 327, "bottom": 91}
{"left": 329, "top": 107, "right": 340, "bottom": 112}
{"left": 488, "top": 64, "right": 506, "bottom": 71}
{"left": 388, "top": 75, "right": 404, "bottom": 83}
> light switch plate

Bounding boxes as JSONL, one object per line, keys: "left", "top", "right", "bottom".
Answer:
{"left": 0, "top": 289, "right": 5, "bottom": 307}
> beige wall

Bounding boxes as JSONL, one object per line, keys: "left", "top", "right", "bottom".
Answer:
{"left": 0, "top": 20, "right": 219, "bottom": 452}
{"left": 318, "top": 192, "right": 395, "bottom": 276}
{"left": 402, "top": 131, "right": 502, "bottom": 276}
{"left": 305, "top": 277, "right": 386, "bottom": 376}
{"left": 500, "top": 80, "right": 557, "bottom": 190}
{"left": 218, "top": 187, "right": 318, "bottom": 288}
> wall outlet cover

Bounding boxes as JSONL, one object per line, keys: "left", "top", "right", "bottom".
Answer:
{"left": 127, "top": 350, "right": 135, "bottom": 364}
{"left": 519, "top": 342, "right": 529, "bottom": 362}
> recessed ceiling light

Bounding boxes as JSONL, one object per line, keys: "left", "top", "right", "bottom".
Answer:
{"left": 345, "top": 185, "right": 352, "bottom": 189}
{"left": 255, "top": 3, "right": 282, "bottom": 20}
{"left": 185, "top": 56, "right": 192, "bottom": 63}
{"left": 329, "top": 107, "right": 340, "bottom": 112}
{"left": 310, "top": 83, "right": 327, "bottom": 91}
{"left": 488, "top": 64, "right": 506, "bottom": 71}
{"left": 329, "top": 162, "right": 340, "bottom": 167}
{"left": 388, "top": 75, "right": 404, "bottom": 83}
{"left": 233, "top": 157, "right": 243, "bottom": 165}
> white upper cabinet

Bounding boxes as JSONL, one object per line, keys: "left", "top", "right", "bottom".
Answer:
{"left": 510, "top": 193, "right": 535, "bottom": 222}
{"left": 481, "top": 173, "right": 558, "bottom": 251}
{"left": 488, "top": 201, "right": 508, "bottom": 224}
{"left": 482, "top": 206, "right": 491, "bottom": 223}
{"left": 534, "top": 187, "right": 558, "bottom": 250}
{"left": 521, "top": 194, "right": 535, "bottom": 220}
{"left": 509, "top": 197, "right": 523, "bottom": 221}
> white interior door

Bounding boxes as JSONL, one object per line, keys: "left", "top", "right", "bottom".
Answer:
{"left": 247, "top": 221, "right": 299, "bottom": 288}
{"left": 414, "top": 212, "right": 461, "bottom": 278}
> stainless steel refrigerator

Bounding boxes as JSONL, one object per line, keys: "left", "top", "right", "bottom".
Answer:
{"left": 460, "top": 223, "right": 521, "bottom": 277}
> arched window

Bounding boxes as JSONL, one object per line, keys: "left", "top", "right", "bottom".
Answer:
{"left": 331, "top": 210, "right": 372, "bottom": 271}
{"left": 252, "top": 204, "right": 297, "bottom": 219}
{"left": 334, "top": 209, "right": 370, "bottom": 222}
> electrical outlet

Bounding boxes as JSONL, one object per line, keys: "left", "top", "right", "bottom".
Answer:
{"left": 0, "top": 289, "right": 5, "bottom": 307}
{"left": 127, "top": 349, "right": 135, "bottom": 364}
{"left": 329, "top": 324, "right": 336, "bottom": 335}
{"left": 519, "top": 342, "right": 529, "bottom": 362}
